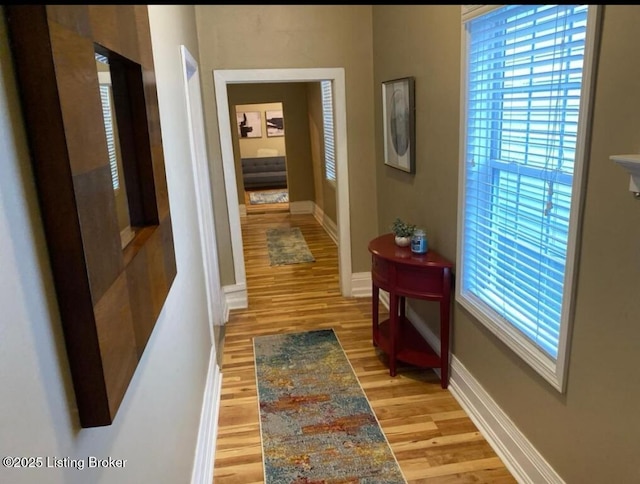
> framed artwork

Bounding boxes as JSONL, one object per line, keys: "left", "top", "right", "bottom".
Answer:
{"left": 266, "top": 110, "right": 285, "bottom": 137}
{"left": 382, "top": 77, "right": 415, "bottom": 173}
{"left": 236, "top": 111, "right": 262, "bottom": 138}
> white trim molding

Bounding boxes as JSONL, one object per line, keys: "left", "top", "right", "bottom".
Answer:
{"left": 350, "top": 272, "right": 372, "bottom": 298}
{"left": 449, "top": 360, "right": 565, "bottom": 484}
{"left": 191, "top": 347, "right": 222, "bottom": 484}
{"left": 372, "top": 294, "right": 563, "bottom": 484}
{"left": 181, "top": 45, "right": 225, "bottom": 336}
{"left": 223, "top": 283, "right": 248, "bottom": 322}
{"left": 312, "top": 204, "right": 338, "bottom": 246}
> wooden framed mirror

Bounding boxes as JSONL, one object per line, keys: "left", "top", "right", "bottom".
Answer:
{"left": 5, "top": 5, "right": 176, "bottom": 428}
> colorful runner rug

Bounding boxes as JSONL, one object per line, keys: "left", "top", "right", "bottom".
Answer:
{"left": 253, "top": 329, "right": 407, "bottom": 483}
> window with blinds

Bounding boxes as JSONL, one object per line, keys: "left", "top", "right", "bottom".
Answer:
{"left": 98, "top": 84, "right": 120, "bottom": 190}
{"left": 321, "top": 80, "right": 336, "bottom": 183}
{"left": 95, "top": 52, "right": 120, "bottom": 191}
{"left": 457, "top": 5, "right": 599, "bottom": 390}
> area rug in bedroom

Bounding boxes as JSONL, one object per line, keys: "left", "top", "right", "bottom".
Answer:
{"left": 266, "top": 227, "right": 315, "bottom": 266}
{"left": 249, "top": 189, "right": 289, "bottom": 205}
{"left": 253, "top": 329, "right": 407, "bottom": 483}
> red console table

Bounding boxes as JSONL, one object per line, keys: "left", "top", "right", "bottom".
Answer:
{"left": 368, "top": 233, "right": 453, "bottom": 388}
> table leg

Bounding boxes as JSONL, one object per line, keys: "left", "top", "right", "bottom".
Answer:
{"left": 389, "top": 292, "right": 399, "bottom": 377}
{"left": 372, "top": 284, "right": 379, "bottom": 347}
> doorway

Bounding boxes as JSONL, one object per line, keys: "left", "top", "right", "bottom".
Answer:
{"left": 213, "top": 68, "right": 352, "bottom": 305}
{"left": 234, "top": 101, "right": 290, "bottom": 215}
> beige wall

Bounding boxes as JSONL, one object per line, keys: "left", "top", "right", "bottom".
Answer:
{"left": 373, "top": 5, "right": 640, "bottom": 483}
{"left": 0, "top": 6, "right": 213, "bottom": 483}
{"left": 228, "top": 83, "right": 315, "bottom": 206}
{"left": 307, "top": 82, "right": 337, "bottom": 223}
{"left": 196, "top": 5, "right": 377, "bottom": 285}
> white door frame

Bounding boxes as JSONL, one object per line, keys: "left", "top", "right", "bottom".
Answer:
{"left": 213, "top": 68, "right": 352, "bottom": 301}
{"left": 181, "top": 46, "right": 224, "bottom": 337}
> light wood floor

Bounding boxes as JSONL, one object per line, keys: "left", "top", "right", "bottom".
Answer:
{"left": 213, "top": 212, "right": 516, "bottom": 483}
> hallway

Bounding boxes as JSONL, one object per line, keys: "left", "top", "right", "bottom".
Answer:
{"left": 213, "top": 212, "right": 515, "bottom": 483}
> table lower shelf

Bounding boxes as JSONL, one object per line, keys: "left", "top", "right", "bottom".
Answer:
{"left": 373, "top": 317, "right": 442, "bottom": 369}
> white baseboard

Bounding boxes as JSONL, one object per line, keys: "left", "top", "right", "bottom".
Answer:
{"left": 373, "top": 293, "right": 562, "bottom": 484}
{"left": 350, "top": 272, "right": 372, "bottom": 298}
{"left": 191, "top": 347, "right": 222, "bottom": 484}
{"left": 323, "top": 215, "right": 338, "bottom": 246}
{"left": 449, "top": 361, "right": 564, "bottom": 484}
{"left": 312, "top": 204, "right": 338, "bottom": 245}
{"left": 223, "top": 283, "right": 247, "bottom": 321}
{"left": 220, "top": 298, "right": 229, "bottom": 325}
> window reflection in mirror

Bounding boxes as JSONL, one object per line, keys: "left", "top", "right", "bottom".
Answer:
{"left": 95, "top": 52, "right": 134, "bottom": 249}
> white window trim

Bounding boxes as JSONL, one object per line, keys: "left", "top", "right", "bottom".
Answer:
{"left": 455, "top": 5, "right": 602, "bottom": 392}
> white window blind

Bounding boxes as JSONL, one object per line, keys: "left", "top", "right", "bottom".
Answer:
{"left": 95, "top": 52, "right": 120, "bottom": 191}
{"left": 321, "top": 80, "right": 336, "bottom": 182}
{"left": 99, "top": 84, "right": 120, "bottom": 190}
{"left": 458, "top": 4, "right": 597, "bottom": 387}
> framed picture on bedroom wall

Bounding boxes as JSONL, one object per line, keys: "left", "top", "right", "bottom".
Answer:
{"left": 382, "top": 77, "right": 415, "bottom": 173}
{"left": 266, "top": 110, "right": 285, "bottom": 137}
{"left": 236, "top": 110, "right": 262, "bottom": 138}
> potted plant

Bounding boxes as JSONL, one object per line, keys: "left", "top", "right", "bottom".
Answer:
{"left": 391, "top": 218, "right": 416, "bottom": 247}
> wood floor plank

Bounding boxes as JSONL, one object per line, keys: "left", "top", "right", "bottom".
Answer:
{"left": 213, "top": 211, "right": 516, "bottom": 483}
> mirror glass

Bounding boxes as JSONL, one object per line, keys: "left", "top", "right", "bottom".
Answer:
{"left": 95, "top": 52, "right": 134, "bottom": 249}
